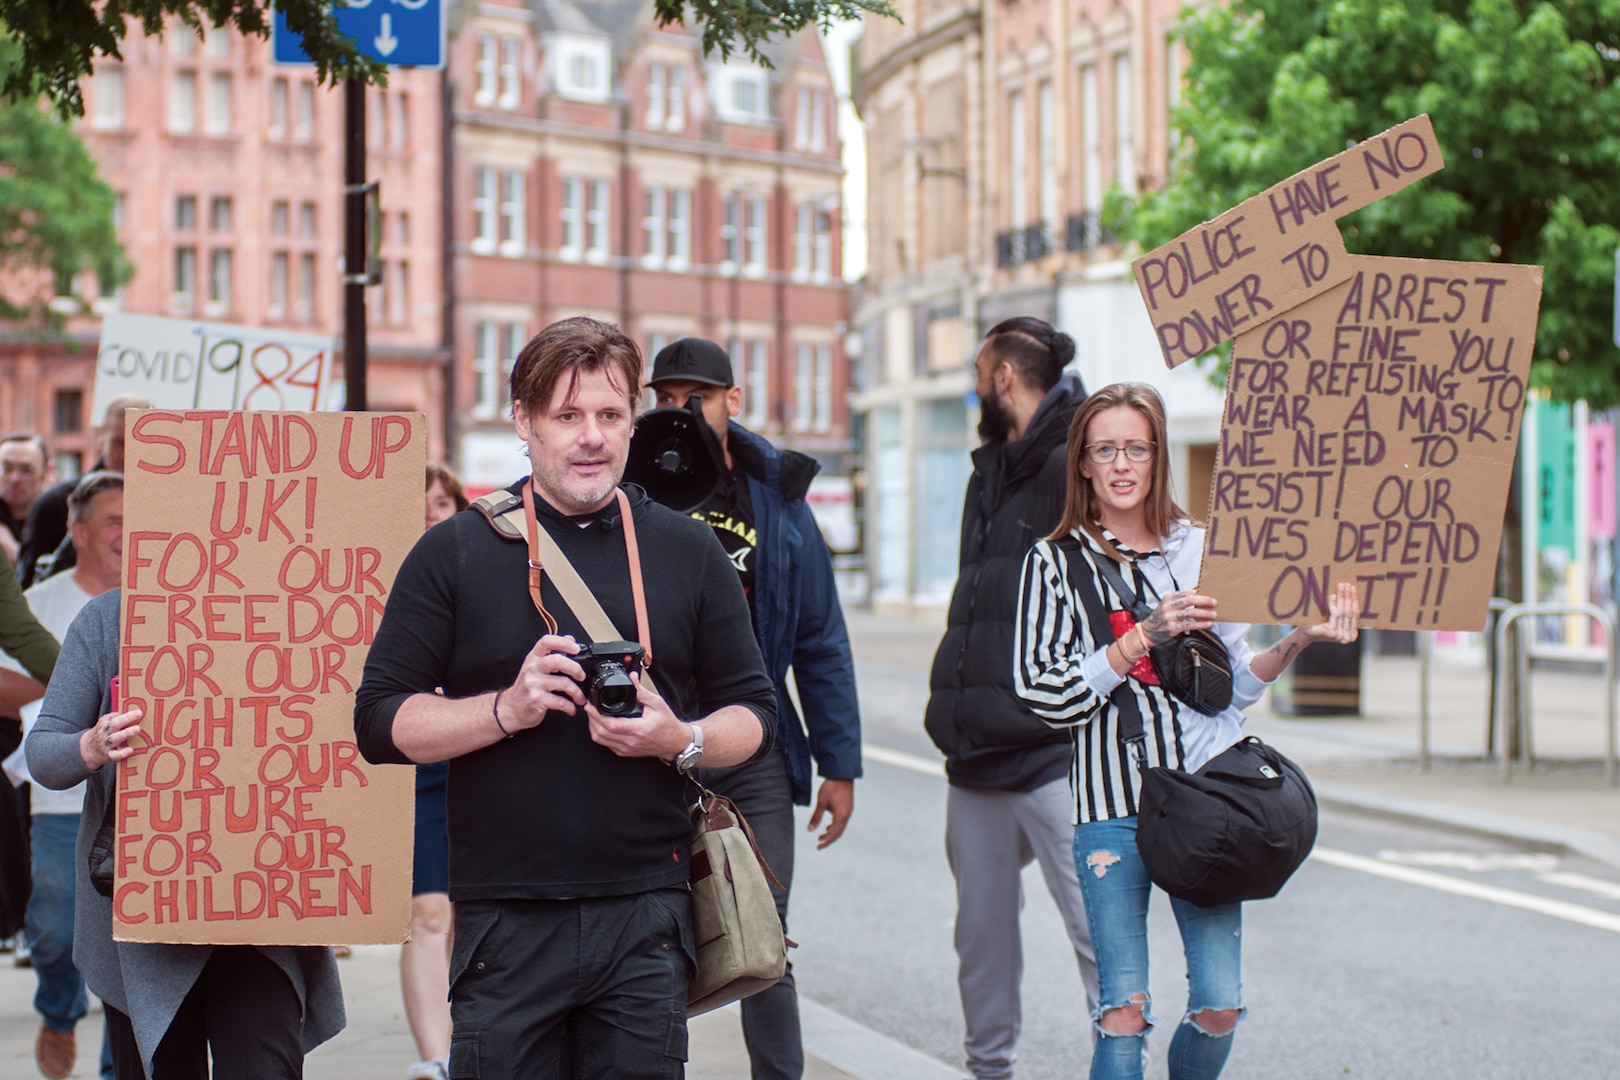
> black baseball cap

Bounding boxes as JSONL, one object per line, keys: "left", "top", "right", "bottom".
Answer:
{"left": 649, "top": 338, "right": 734, "bottom": 388}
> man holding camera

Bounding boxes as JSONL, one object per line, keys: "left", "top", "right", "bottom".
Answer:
{"left": 355, "top": 317, "right": 777, "bottom": 1080}
{"left": 648, "top": 338, "right": 861, "bottom": 1080}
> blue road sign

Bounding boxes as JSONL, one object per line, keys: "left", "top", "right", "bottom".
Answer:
{"left": 273, "top": 0, "right": 445, "bottom": 70}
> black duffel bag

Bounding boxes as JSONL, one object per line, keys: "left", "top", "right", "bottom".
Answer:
{"left": 1134, "top": 735, "right": 1317, "bottom": 908}
{"left": 1054, "top": 537, "right": 1317, "bottom": 907}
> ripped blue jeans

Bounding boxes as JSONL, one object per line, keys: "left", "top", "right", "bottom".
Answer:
{"left": 1073, "top": 815, "right": 1244, "bottom": 1080}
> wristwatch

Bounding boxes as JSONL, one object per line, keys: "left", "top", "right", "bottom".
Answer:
{"left": 672, "top": 723, "right": 705, "bottom": 775}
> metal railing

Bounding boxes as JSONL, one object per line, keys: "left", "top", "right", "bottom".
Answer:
{"left": 1491, "top": 603, "right": 1616, "bottom": 785}
{"left": 1416, "top": 599, "right": 1617, "bottom": 785}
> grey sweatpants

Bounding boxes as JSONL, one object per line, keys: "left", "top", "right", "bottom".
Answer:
{"left": 945, "top": 778, "right": 1099, "bottom": 1080}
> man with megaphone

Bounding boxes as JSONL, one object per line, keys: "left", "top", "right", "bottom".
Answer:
{"left": 637, "top": 338, "right": 862, "bottom": 1080}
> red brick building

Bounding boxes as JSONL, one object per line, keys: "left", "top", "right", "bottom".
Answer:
{"left": 1, "top": 19, "right": 448, "bottom": 474}
{"left": 449, "top": 0, "right": 852, "bottom": 491}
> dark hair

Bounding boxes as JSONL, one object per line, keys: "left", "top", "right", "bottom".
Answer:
{"left": 67, "top": 470, "right": 123, "bottom": 524}
{"left": 509, "top": 316, "right": 642, "bottom": 419}
{"left": 1047, "top": 383, "right": 1188, "bottom": 555}
{"left": 425, "top": 461, "right": 469, "bottom": 512}
{"left": 982, "top": 317, "right": 1075, "bottom": 393}
{"left": 0, "top": 433, "right": 48, "bottom": 463}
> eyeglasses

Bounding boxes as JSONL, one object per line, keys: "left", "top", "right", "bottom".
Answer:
{"left": 1085, "top": 442, "right": 1155, "bottom": 464}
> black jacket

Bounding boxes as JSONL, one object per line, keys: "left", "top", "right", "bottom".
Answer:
{"left": 925, "top": 374, "right": 1085, "bottom": 790}
{"left": 354, "top": 481, "right": 777, "bottom": 901}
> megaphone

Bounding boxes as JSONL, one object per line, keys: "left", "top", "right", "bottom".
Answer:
{"left": 624, "top": 395, "right": 725, "bottom": 513}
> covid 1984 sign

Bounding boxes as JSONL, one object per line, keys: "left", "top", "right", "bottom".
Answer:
{"left": 94, "top": 313, "right": 336, "bottom": 418}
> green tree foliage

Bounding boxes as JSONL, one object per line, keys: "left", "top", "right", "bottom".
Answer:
{"left": 0, "top": 34, "right": 128, "bottom": 324}
{"left": 1117, "top": 0, "right": 1620, "bottom": 407}
{"left": 656, "top": 0, "right": 896, "bottom": 67}
{"left": 0, "top": 0, "right": 897, "bottom": 118}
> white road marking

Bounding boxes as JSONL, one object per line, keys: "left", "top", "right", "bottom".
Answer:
{"left": 863, "top": 745, "right": 946, "bottom": 777}
{"left": 1375, "top": 850, "right": 1561, "bottom": 873}
{"left": 1312, "top": 847, "right": 1620, "bottom": 935}
{"left": 1537, "top": 871, "right": 1620, "bottom": 903}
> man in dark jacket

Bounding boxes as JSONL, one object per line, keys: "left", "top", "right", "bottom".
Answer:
{"left": 649, "top": 338, "right": 861, "bottom": 1080}
{"left": 924, "top": 317, "right": 1097, "bottom": 1080}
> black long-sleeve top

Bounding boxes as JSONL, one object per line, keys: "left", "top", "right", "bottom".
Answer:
{"left": 354, "top": 481, "right": 776, "bottom": 901}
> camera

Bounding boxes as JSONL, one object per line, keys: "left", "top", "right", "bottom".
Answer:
{"left": 574, "top": 641, "right": 646, "bottom": 717}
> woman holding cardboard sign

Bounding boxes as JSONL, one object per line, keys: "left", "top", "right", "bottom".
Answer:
{"left": 24, "top": 590, "right": 345, "bottom": 1079}
{"left": 1012, "top": 382, "right": 1358, "bottom": 1080}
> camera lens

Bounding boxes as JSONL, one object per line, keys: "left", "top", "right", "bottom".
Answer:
{"left": 587, "top": 661, "right": 641, "bottom": 717}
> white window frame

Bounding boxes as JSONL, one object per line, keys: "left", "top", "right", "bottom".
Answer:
{"left": 204, "top": 29, "right": 231, "bottom": 60}
{"left": 793, "top": 344, "right": 814, "bottom": 431}
{"left": 498, "top": 36, "right": 521, "bottom": 110}
{"left": 793, "top": 203, "right": 812, "bottom": 281}
{"left": 1113, "top": 52, "right": 1136, "bottom": 194}
{"left": 394, "top": 93, "right": 410, "bottom": 152}
{"left": 812, "top": 207, "right": 832, "bottom": 284}
{"left": 642, "top": 186, "right": 666, "bottom": 267}
{"left": 295, "top": 81, "right": 315, "bottom": 141}
{"left": 667, "top": 189, "right": 691, "bottom": 270}
{"left": 1008, "top": 89, "right": 1026, "bottom": 226}
{"left": 666, "top": 66, "right": 687, "bottom": 132}
{"left": 296, "top": 253, "right": 315, "bottom": 323}
{"left": 559, "top": 177, "right": 584, "bottom": 261}
{"left": 170, "top": 70, "right": 198, "bottom": 134}
{"left": 646, "top": 62, "right": 666, "bottom": 130}
{"left": 175, "top": 195, "right": 198, "bottom": 231}
{"left": 553, "top": 37, "right": 611, "bottom": 103}
{"left": 719, "top": 193, "right": 740, "bottom": 274}
{"left": 1038, "top": 79, "right": 1058, "bottom": 227}
{"left": 586, "top": 179, "right": 610, "bottom": 263}
{"left": 91, "top": 68, "right": 125, "bottom": 130}
{"left": 1081, "top": 64, "right": 1102, "bottom": 212}
{"left": 813, "top": 343, "right": 832, "bottom": 432}
{"left": 793, "top": 87, "right": 810, "bottom": 151}
{"left": 472, "top": 320, "right": 499, "bottom": 419}
{"left": 744, "top": 340, "right": 768, "bottom": 427}
{"left": 743, "top": 196, "right": 767, "bottom": 276}
{"left": 471, "top": 166, "right": 497, "bottom": 254}
{"left": 809, "top": 89, "right": 828, "bottom": 153}
{"left": 268, "top": 251, "right": 288, "bottom": 320}
{"left": 391, "top": 260, "right": 409, "bottom": 326}
{"left": 475, "top": 34, "right": 497, "bottom": 107}
{"left": 499, "top": 323, "right": 525, "bottom": 412}
{"left": 209, "top": 197, "right": 233, "bottom": 233}
{"left": 268, "top": 76, "right": 288, "bottom": 139}
{"left": 499, "top": 169, "right": 526, "bottom": 257}
{"left": 713, "top": 62, "right": 769, "bottom": 124}
{"left": 206, "top": 71, "right": 232, "bottom": 136}
{"left": 271, "top": 200, "right": 289, "bottom": 236}
{"left": 298, "top": 201, "right": 317, "bottom": 238}
{"left": 206, "top": 248, "right": 232, "bottom": 316}
{"left": 172, "top": 246, "right": 197, "bottom": 315}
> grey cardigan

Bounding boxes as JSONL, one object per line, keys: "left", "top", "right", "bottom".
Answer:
{"left": 24, "top": 589, "right": 345, "bottom": 1074}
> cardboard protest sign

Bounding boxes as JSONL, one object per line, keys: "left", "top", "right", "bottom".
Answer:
{"left": 1134, "top": 115, "right": 1445, "bottom": 369}
{"left": 1198, "top": 256, "right": 1543, "bottom": 631}
{"left": 114, "top": 410, "right": 422, "bottom": 944}
{"left": 95, "top": 313, "right": 336, "bottom": 417}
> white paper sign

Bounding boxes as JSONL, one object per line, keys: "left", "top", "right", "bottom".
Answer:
{"left": 94, "top": 313, "right": 336, "bottom": 416}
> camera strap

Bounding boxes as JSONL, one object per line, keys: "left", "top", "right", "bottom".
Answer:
{"left": 520, "top": 482, "right": 655, "bottom": 671}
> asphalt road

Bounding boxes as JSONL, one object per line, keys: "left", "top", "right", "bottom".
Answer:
{"left": 788, "top": 666, "right": 1620, "bottom": 1079}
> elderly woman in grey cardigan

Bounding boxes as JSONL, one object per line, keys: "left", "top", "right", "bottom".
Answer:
{"left": 25, "top": 590, "right": 344, "bottom": 1078}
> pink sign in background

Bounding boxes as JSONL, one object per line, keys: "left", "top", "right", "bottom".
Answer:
{"left": 1590, "top": 422, "right": 1615, "bottom": 541}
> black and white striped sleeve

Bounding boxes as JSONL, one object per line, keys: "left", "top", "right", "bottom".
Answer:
{"left": 1013, "top": 540, "right": 1120, "bottom": 727}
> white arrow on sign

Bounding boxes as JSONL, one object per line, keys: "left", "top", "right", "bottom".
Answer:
{"left": 375, "top": 13, "right": 399, "bottom": 57}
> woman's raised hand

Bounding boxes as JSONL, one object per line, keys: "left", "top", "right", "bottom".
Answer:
{"left": 1139, "top": 588, "right": 1217, "bottom": 644}
{"left": 1303, "top": 582, "right": 1361, "bottom": 644}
